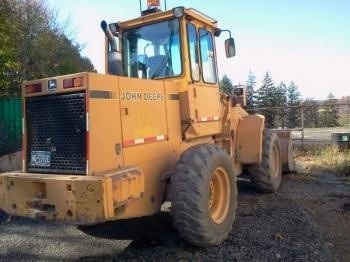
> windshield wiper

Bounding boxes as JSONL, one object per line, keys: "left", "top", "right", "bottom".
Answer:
{"left": 150, "top": 53, "right": 169, "bottom": 79}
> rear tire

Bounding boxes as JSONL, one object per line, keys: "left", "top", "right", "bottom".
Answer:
{"left": 249, "top": 129, "right": 282, "bottom": 192}
{"left": 171, "top": 144, "right": 237, "bottom": 246}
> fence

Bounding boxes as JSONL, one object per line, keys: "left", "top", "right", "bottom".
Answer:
{"left": 0, "top": 98, "right": 22, "bottom": 156}
{"left": 291, "top": 127, "right": 350, "bottom": 148}
{"left": 255, "top": 102, "right": 350, "bottom": 147}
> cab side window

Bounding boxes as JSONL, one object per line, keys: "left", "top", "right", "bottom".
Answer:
{"left": 199, "top": 28, "right": 217, "bottom": 84}
{"left": 187, "top": 23, "right": 199, "bottom": 81}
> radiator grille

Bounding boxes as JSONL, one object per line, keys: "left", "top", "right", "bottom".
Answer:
{"left": 26, "top": 93, "right": 86, "bottom": 174}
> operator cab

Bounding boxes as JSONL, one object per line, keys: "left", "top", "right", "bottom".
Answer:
{"left": 101, "top": 3, "right": 235, "bottom": 81}
{"left": 123, "top": 18, "right": 181, "bottom": 79}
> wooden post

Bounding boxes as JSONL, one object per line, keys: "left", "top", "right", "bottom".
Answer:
{"left": 301, "top": 101, "right": 304, "bottom": 146}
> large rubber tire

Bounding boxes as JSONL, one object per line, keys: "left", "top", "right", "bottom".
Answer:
{"left": 249, "top": 129, "right": 282, "bottom": 192}
{"left": 282, "top": 138, "right": 296, "bottom": 173}
{"left": 171, "top": 144, "right": 237, "bottom": 246}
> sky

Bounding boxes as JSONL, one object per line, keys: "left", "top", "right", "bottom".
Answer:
{"left": 46, "top": 0, "right": 350, "bottom": 100}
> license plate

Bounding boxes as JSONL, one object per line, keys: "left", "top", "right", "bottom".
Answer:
{"left": 31, "top": 151, "right": 51, "bottom": 167}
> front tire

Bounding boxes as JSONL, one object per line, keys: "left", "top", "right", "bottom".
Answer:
{"left": 249, "top": 129, "right": 282, "bottom": 192}
{"left": 282, "top": 138, "right": 296, "bottom": 173}
{"left": 171, "top": 144, "right": 237, "bottom": 246}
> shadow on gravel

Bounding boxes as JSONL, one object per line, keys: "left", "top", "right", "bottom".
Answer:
{"left": 342, "top": 203, "right": 350, "bottom": 212}
{"left": 77, "top": 177, "right": 336, "bottom": 261}
{"left": 77, "top": 181, "right": 257, "bottom": 241}
{"left": 77, "top": 212, "right": 176, "bottom": 242}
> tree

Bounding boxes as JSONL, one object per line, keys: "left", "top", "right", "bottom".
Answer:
{"left": 246, "top": 70, "right": 256, "bottom": 113}
{"left": 318, "top": 93, "right": 340, "bottom": 127}
{"left": 0, "top": 0, "right": 95, "bottom": 97}
{"left": 256, "top": 72, "right": 278, "bottom": 128}
{"left": 338, "top": 96, "right": 350, "bottom": 126}
{"left": 286, "top": 81, "right": 301, "bottom": 128}
{"left": 275, "top": 82, "right": 287, "bottom": 127}
{"left": 303, "top": 99, "right": 319, "bottom": 128}
{"left": 256, "top": 73, "right": 290, "bottom": 128}
{"left": 0, "top": 1, "right": 20, "bottom": 97}
{"left": 219, "top": 75, "right": 233, "bottom": 96}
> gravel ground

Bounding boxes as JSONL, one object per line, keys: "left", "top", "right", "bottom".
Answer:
{"left": 0, "top": 164, "right": 349, "bottom": 261}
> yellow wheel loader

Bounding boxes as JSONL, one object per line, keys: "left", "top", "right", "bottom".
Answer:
{"left": 0, "top": 2, "right": 294, "bottom": 246}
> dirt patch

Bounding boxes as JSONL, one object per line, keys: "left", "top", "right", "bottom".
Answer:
{"left": 282, "top": 158, "right": 350, "bottom": 261}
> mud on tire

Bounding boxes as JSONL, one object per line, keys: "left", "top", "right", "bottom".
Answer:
{"left": 249, "top": 129, "right": 282, "bottom": 192}
{"left": 171, "top": 144, "right": 237, "bottom": 246}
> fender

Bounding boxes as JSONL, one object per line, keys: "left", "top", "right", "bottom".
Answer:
{"left": 235, "top": 114, "right": 265, "bottom": 164}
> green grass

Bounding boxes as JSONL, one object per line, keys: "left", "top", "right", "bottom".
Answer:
{"left": 295, "top": 146, "right": 350, "bottom": 176}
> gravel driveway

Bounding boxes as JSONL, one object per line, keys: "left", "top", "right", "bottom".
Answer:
{"left": 1, "top": 165, "right": 349, "bottom": 261}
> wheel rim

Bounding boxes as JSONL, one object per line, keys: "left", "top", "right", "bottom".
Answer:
{"left": 271, "top": 144, "right": 280, "bottom": 178}
{"left": 208, "top": 167, "right": 231, "bottom": 224}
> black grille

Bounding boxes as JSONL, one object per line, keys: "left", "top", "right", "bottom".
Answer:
{"left": 26, "top": 93, "right": 86, "bottom": 174}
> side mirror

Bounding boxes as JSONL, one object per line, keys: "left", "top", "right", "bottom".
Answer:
{"left": 225, "top": 38, "right": 236, "bottom": 58}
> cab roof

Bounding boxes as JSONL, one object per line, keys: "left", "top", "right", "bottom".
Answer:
{"left": 117, "top": 7, "right": 218, "bottom": 30}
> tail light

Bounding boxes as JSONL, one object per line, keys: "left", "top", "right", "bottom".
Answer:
{"left": 63, "top": 77, "right": 84, "bottom": 89}
{"left": 25, "top": 83, "right": 42, "bottom": 94}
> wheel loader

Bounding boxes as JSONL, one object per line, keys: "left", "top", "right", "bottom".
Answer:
{"left": 0, "top": 1, "right": 295, "bottom": 246}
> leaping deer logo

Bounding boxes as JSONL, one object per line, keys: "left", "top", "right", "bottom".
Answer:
{"left": 48, "top": 79, "right": 57, "bottom": 91}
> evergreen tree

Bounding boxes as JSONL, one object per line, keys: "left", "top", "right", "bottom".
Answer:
{"left": 256, "top": 72, "right": 277, "bottom": 128}
{"left": 318, "top": 93, "right": 340, "bottom": 127}
{"left": 303, "top": 99, "right": 319, "bottom": 128}
{"left": 275, "top": 82, "right": 287, "bottom": 128}
{"left": 246, "top": 71, "right": 256, "bottom": 113}
{"left": 286, "top": 81, "right": 301, "bottom": 128}
{"left": 219, "top": 74, "right": 233, "bottom": 96}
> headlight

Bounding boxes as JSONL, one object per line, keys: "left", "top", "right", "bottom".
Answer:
{"left": 173, "top": 7, "right": 184, "bottom": 18}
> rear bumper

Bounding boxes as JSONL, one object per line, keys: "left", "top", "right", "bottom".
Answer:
{"left": 0, "top": 168, "right": 144, "bottom": 224}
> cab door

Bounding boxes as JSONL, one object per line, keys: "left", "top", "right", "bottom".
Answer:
{"left": 194, "top": 27, "right": 220, "bottom": 124}
{"left": 182, "top": 22, "right": 221, "bottom": 139}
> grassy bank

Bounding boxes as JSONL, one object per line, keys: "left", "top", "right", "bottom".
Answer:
{"left": 295, "top": 146, "right": 350, "bottom": 176}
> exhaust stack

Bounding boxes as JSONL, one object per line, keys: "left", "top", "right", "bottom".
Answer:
{"left": 101, "top": 20, "right": 117, "bottom": 52}
{"left": 100, "top": 20, "right": 123, "bottom": 76}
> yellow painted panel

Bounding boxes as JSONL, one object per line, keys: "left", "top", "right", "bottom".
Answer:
{"left": 163, "top": 81, "right": 182, "bottom": 142}
{"left": 118, "top": 77, "right": 168, "bottom": 149}
{"left": 194, "top": 83, "right": 221, "bottom": 121}
{"left": 110, "top": 156, "right": 173, "bottom": 219}
{"left": 87, "top": 74, "right": 124, "bottom": 175}
{"left": 236, "top": 114, "right": 265, "bottom": 164}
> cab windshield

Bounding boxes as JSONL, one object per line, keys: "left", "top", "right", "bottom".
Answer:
{"left": 122, "top": 18, "right": 181, "bottom": 79}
